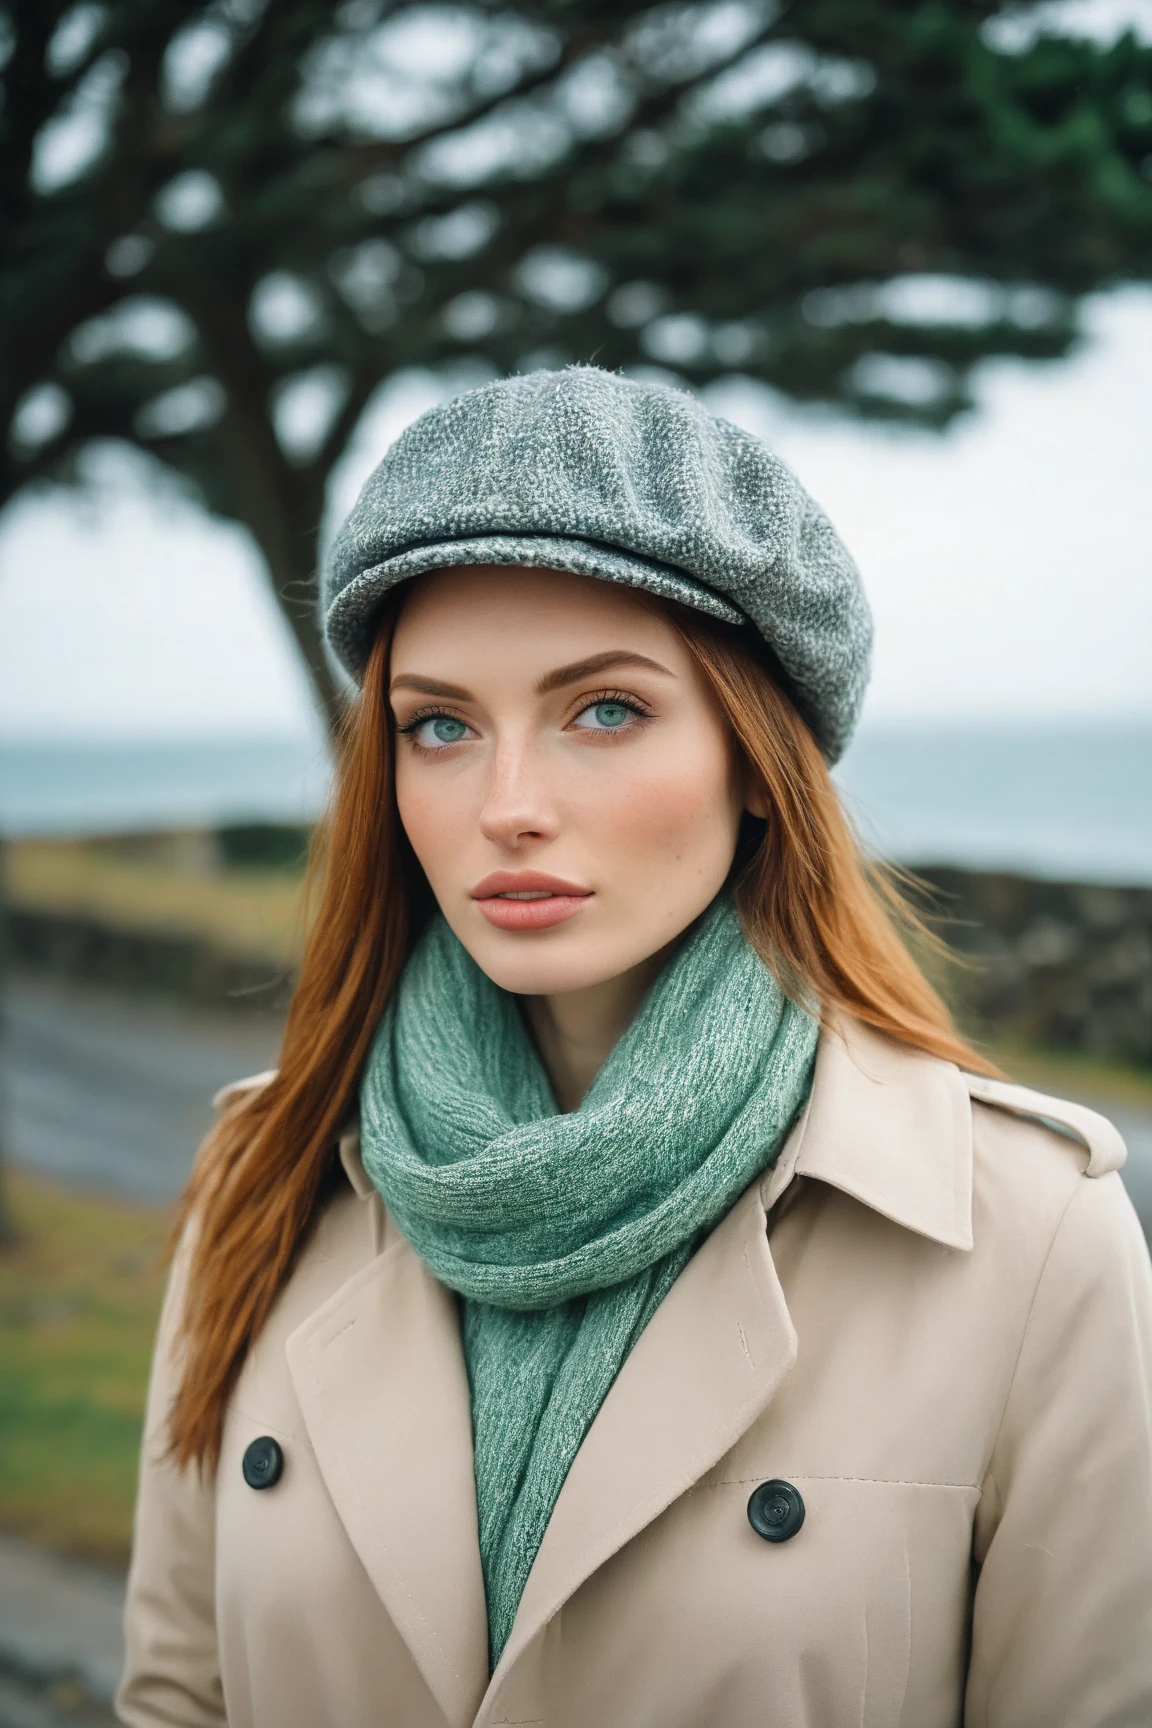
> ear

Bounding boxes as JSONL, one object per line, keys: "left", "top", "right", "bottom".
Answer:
{"left": 734, "top": 746, "right": 769, "bottom": 820}
{"left": 743, "top": 773, "right": 770, "bottom": 821}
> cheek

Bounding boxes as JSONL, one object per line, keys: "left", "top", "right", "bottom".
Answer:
{"left": 586, "top": 738, "right": 739, "bottom": 862}
{"left": 394, "top": 761, "right": 470, "bottom": 872}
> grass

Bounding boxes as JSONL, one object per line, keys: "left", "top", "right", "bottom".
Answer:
{"left": 0, "top": 1169, "right": 169, "bottom": 1567}
{"left": 9, "top": 838, "right": 307, "bottom": 967}
{"left": 980, "top": 1038, "right": 1152, "bottom": 1109}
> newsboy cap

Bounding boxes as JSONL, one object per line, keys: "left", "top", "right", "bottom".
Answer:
{"left": 323, "top": 367, "right": 872, "bottom": 762}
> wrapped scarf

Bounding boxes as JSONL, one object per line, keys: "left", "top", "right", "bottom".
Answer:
{"left": 359, "top": 894, "right": 818, "bottom": 1665}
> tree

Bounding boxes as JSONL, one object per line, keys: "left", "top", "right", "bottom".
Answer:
{"left": 3, "top": 0, "right": 1152, "bottom": 727}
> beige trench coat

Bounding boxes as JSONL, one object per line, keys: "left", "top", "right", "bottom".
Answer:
{"left": 118, "top": 1018, "right": 1152, "bottom": 1728}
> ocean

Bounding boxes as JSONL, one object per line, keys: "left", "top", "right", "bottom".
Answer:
{"left": 835, "top": 722, "right": 1152, "bottom": 885}
{"left": 1, "top": 723, "right": 1150, "bottom": 885}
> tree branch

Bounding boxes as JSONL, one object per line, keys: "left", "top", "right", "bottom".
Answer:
{"left": 311, "top": 370, "right": 378, "bottom": 479}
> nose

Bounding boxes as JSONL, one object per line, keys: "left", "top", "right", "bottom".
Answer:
{"left": 478, "top": 736, "right": 560, "bottom": 849}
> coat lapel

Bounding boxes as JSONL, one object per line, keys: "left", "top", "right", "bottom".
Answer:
{"left": 484, "top": 1168, "right": 798, "bottom": 1702}
{"left": 285, "top": 1218, "right": 488, "bottom": 1728}
{"left": 783, "top": 1016, "right": 975, "bottom": 1251}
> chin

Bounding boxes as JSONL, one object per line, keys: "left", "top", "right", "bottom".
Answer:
{"left": 465, "top": 927, "right": 640, "bottom": 997}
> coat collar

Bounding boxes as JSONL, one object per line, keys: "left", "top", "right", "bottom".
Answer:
{"left": 763, "top": 1014, "right": 974, "bottom": 1252}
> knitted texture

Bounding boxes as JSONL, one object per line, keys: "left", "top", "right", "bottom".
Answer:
{"left": 359, "top": 896, "right": 819, "bottom": 1664}
{"left": 323, "top": 366, "right": 871, "bottom": 763}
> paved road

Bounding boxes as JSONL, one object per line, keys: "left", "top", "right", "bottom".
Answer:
{"left": 3, "top": 971, "right": 1151, "bottom": 1231}
{"left": 0, "top": 1535, "right": 121, "bottom": 1726}
{"left": 2, "top": 975, "right": 282, "bottom": 1205}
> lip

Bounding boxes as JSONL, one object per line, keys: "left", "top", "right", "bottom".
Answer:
{"left": 471, "top": 871, "right": 591, "bottom": 898}
{"left": 471, "top": 870, "right": 593, "bottom": 933}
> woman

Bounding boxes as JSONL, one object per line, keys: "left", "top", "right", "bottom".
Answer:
{"left": 118, "top": 368, "right": 1152, "bottom": 1728}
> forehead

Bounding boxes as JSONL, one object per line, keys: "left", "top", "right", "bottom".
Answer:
{"left": 390, "top": 565, "right": 680, "bottom": 665}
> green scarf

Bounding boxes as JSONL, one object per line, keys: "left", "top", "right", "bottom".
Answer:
{"left": 359, "top": 894, "right": 818, "bottom": 1666}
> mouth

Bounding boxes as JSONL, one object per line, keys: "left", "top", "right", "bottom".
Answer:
{"left": 470, "top": 871, "right": 593, "bottom": 932}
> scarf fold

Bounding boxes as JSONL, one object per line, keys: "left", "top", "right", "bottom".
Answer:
{"left": 359, "top": 894, "right": 818, "bottom": 1666}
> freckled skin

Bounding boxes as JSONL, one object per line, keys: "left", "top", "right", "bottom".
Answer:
{"left": 390, "top": 565, "right": 758, "bottom": 998}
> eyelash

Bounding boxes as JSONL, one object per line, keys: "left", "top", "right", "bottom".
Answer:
{"left": 396, "top": 689, "right": 655, "bottom": 753}
{"left": 398, "top": 704, "right": 462, "bottom": 733}
{"left": 574, "top": 689, "right": 654, "bottom": 729}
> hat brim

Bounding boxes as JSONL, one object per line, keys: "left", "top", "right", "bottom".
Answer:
{"left": 324, "top": 532, "right": 746, "bottom": 683}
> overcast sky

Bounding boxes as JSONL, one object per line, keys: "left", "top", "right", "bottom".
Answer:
{"left": 1, "top": 284, "right": 1149, "bottom": 742}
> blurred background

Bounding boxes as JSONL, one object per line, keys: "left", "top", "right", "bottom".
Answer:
{"left": 1, "top": 0, "right": 1150, "bottom": 1718}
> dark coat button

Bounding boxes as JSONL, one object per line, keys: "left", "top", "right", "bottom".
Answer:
{"left": 747, "top": 1479, "right": 805, "bottom": 1542}
{"left": 242, "top": 1436, "right": 284, "bottom": 1490}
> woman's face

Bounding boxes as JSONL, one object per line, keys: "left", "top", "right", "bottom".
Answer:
{"left": 389, "top": 565, "right": 750, "bottom": 996}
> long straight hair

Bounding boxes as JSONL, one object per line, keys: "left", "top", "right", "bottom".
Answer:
{"left": 168, "top": 597, "right": 997, "bottom": 1472}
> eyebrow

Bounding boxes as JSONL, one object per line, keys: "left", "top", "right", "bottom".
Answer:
{"left": 389, "top": 650, "right": 675, "bottom": 702}
{"left": 389, "top": 673, "right": 473, "bottom": 700}
{"left": 535, "top": 649, "right": 674, "bottom": 695}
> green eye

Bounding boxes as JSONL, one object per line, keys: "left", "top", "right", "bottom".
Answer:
{"left": 431, "top": 716, "right": 466, "bottom": 744}
{"left": 573, "top": 699, "right": 641, "bottom": 733}
{"left": 590, "top": 702, "right": 630, "bottom": 728}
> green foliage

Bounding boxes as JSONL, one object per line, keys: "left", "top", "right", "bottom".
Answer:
{"left": 216, "top": 821, "right": 311, "bottom": 872}
{"left": 0, "top": 1170, "right": 167, "bottom": 1563}
{"left": 2, "top": 0, "right": 1151, "bottom": 713}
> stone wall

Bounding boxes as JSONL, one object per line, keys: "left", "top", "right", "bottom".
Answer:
{"left": 6, "top": 907, "right": 289, "bottom": 1014}
{"left": 915, "top": 867, "right": 1152, "bottom": 1066}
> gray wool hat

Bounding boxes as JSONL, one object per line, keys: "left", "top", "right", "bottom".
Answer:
{"left": 323, "top": 367, "right": 872, "bottom": 762}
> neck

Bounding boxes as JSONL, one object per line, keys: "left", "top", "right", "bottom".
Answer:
{"left": 523, "top": 946, "right": 672, "bottom": 1113}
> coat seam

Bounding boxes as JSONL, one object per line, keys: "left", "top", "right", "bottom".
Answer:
{"left": 976, "top": 1177, "right": 1087, "bottom": 1506}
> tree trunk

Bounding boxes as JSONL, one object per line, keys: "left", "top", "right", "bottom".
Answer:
{"left": 270, "top": 550, "right": 348, "bottom": 740}
{"left": 177, "top": 287, "right": 351, "bottom": 742}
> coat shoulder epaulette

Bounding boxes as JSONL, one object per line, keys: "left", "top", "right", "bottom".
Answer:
{"left": 963, "top": 1072, "right": 1127, "bottom": 1176}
